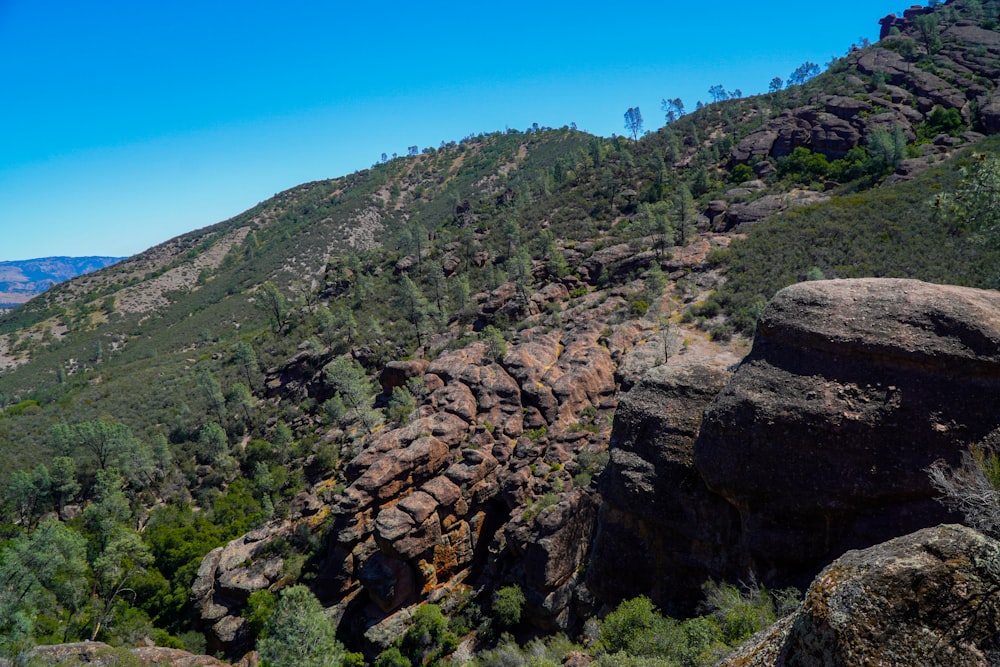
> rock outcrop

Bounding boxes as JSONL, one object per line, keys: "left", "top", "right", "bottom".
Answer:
{"left": 730, "top": 4, "right": 1000, "bottom": 178}
{"left": 588, "top": 362, "right": 737, "bottom": 616}
{"left": 723, "top": 524, "right": 1000, "bottom": 667}
{"left": 12, "top": 642, "right": 229, "bottom": 666}
{"left": 591, "top": 277, "right": 1000, "bottom": 618}
{"left": 696, "top": 278, "right": 1000, "bottom": 585}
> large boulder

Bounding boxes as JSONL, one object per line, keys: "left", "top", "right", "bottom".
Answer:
{"left": 696, "top": 278, "right": 1000, "bottom": 585}
{"left": 723, "top": 524, "right": 1000, "bottom": 667}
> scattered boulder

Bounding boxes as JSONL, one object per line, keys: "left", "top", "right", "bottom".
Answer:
{"left": 379, "top": 359, "right": 429, "bottom": 396}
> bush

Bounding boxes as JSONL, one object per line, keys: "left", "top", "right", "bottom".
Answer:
{"left": 492, "top": 585, "right": 526, "bottom": 629}
{"left": 256, "top": 585, "right": 347, "bottom": 667}
{"left": 597, "top": 596, "right": 681, "bottom": 657}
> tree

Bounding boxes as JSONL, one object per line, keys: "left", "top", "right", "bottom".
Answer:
{"left": 4, "top": 469, "right": 45, "bottom": 527}
{"left": 0, "top": 518, "right": 88, "bottom": 657}
{"left": 257, "top": 585, "right": 347, "bottom": 667}
{"left": 597, "top": 596, "right": 679, "bottom": 656}
{"left": 396, "top": 275, "right": 433, "bottom": 348}
{"left": 234, "top": 341, "right": 260, "bottom": 390}
{"left": 226, "top": 382, "right": 257, "bottom": 428}
{"left": 928, "top": 446, "right": 1000, "bottom": 539}
{"left": 673, "top": 184, "right": 696, "bottom": 246}
{"left": 768, "top": 76, "right": 784, "bottom": 93}
{"left": 482, "top": 326, "right": 507, "bottom": 363}
{"left": 49, "top": 421, "right": 154, "bottom": 487}
{"left": 387, "top": 386, "right": 416, "bottom": 425}
{"left": 708, "top": 85, "right": 729, "bottom": 103}
{"left": 82, "top": 468, "right": 153, "bottom": 640}
{"left": 197, "top": 422, "right": 231, "bottom": 467}
{"left": 257, "top": 281, "right": 290, "bottom": 333}
{"left": 507, "top": 248, "right": 534, "bottom": 304}
{"left": 323, "top": 356, "right": 382, "bottom": 436}
{"left": 624, "top": 106, "right": 643, "bottom": 142}
{"left": 914, "top": 13, "right": 942, "bottom": 53}
{"left": 644, "top": 262, "right": 667, "bottom": 314}
{"left": 934, "top": 154, "right": 1000, "bottom": 247}
{"left": 197, "top": 368, "right": 227, "bottom": 423}
{"left": 492, "top": 585, "right": 525, "bottom": 629}
{"left": 866, "top": 126, "right": 907, "bottom": 176}
{"left": 49, "top": 456, "right": 80, "bottom": 512}
{"left": 787, "top": 61, "right": 820, "bottom": 86}
{"left": 661, "top": 97, "right": 686, "bottom": 124}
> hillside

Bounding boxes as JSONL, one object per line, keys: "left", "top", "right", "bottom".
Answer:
{"left": 0, "top": 256, "right": 123, "bottom": 308}
{"left": 2, "top": 0, "right": 1000, "bottom": 664}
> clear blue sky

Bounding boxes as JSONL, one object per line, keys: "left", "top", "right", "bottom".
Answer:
{"left": 0, "top": 1, "right": 919, "bottom": 261}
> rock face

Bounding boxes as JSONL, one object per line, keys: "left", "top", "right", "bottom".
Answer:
{"left": 723, "top": 524, "right": 1000, "bottom": 667}
{"left": 588, "top": 362, "right": 738, "bottom": 616}
{"left": 591, "top": 277, "right": 1000, "bottom": 620}
{"left": 191, "top": 495, "right": 329, "bottom": 654}
{"left": 312, "top": 318, "right": 622, "bottom": 644}
{"left": 696, "top": 278, "right": 1000, "bottom": 585}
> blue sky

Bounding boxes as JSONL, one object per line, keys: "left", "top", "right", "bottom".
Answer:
{"left": 0, "top": 1, "right": 919, "bottom": 261}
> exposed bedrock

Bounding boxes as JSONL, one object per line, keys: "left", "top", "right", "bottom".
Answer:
{"left": 588, "top": 361, "right": 738, "bottom": 616}
{"left": 695, "top": 278, "right": 1000, "bottom": 585}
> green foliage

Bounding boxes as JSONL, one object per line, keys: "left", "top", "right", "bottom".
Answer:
{"left": 244, "top": 589, "right": 278, "bottom": 636}
{"left": 375, "top": 647, "right": 412, "bottom": 667}
{"left": 729, "top": 163, "right": 753, "bottom": 183}
{"left": 492, "top": 585, "right": 526, "bottom": 629}
{"left": 923, "top": 106, "right": 964, "bottom": 138}
{"left": 257, "top": 281, "right": 290, "bottom": 333}
{"left": 397, "top": 603, "right": 459, "bottom": 665}
{"left": 701, "top": 581, "right": 797, "bottom": 646}
{"left": 323, "top": 356, "right": 382, "bottom": 436}
{"left": 935, "top": 153, "right": 1000, "bottom": 248}
{"left": 597, "top": 596, "right": 682, "bottom": 657}
{"left": 866, "top": 127, "right": 908, "bottom": 176}
{"left": 257, "top": 585, "right": 346, "bottom": 667}
{"left": 717, "top": 145, "right": 1000, "bottom": 333}
{"left": 387, "top": 386, "right": 416, "bottom": 426}
{"left": 481, "top": 325, "right": 507, "bottom": 363}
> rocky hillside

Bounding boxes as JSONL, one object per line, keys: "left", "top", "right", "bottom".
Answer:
{"left": 0, "top": 256, "right": 122, "bottom": 308}
{"left": 4, "top": 1, "right": 1000, "bottom": 664}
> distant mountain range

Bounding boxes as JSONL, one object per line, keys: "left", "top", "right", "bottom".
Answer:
{"left": 0, "top": 256, "right": 124, "bottom": 307}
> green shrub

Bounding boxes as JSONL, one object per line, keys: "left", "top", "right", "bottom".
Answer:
{"left": 597, "top": 596, "right": 682, "bottom": 657}
{"left": 492, "top": 585, "right": 526, "bottom": 629}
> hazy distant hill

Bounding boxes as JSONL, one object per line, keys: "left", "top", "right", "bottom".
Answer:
{"left": 0, "top": 256, "right": 123, "bottom": 307}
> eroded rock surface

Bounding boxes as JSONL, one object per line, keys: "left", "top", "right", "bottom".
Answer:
{"left": 723, "top": 524, "right": 1000, "bottom": 667}
{"left": 588, "top": 362, "right": 737, "bottom": 616}
{"left": 696, "top": 278, "right": 1000, "bottom": 584}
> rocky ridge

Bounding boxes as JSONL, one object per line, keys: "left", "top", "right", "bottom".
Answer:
{"left": 191, "top": 243, "right": 742, "bottom": 654}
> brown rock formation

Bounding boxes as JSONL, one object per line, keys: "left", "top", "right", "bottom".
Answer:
{"left": 696, "top": 278, "right": 1000, "bottom": 585}
{"left": 723, "top": 524, "right": 1000, "bottom": 666}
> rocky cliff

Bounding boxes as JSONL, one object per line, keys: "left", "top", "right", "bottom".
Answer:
{"left": 594, "top": 277, "right": 1000, "bottom": 615}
